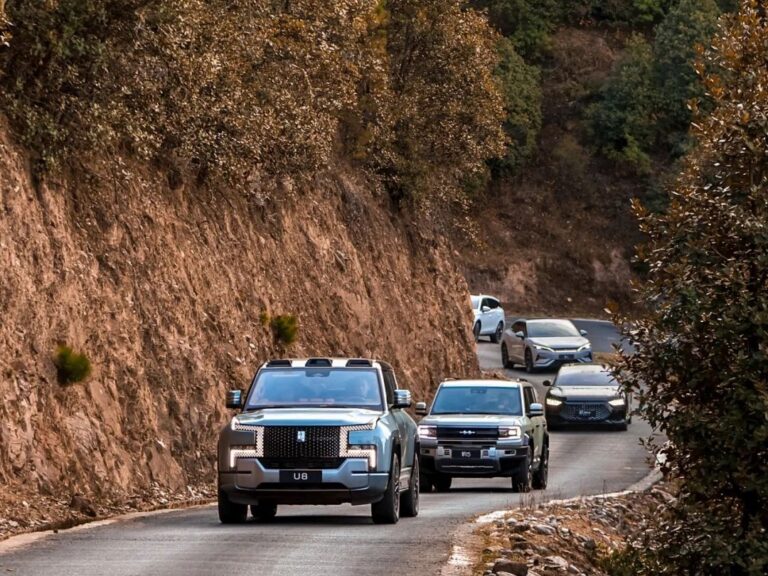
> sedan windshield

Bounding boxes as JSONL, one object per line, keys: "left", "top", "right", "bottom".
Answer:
{"left": 431, "top": 386, "right": 522, "bottom": 415}
{"left": 246, "top": 368, "right": 383, "bottom": 410}
{"left": 527, "top": 320, "right": 580, "bottom": 338}
{"left": 557, "top": 370, "right": 617, "bottom": 387}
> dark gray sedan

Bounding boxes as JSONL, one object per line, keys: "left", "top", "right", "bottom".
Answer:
{"left": 543, "top": 364, "right": 632, "bottom": 430}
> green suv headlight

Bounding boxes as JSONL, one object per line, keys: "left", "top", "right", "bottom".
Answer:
{"left": 499, "top": 425, "right": 522, "bottom": 439}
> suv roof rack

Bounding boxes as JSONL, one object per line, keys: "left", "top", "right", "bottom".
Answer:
{"left": 266, "top": 359, "right": 292, "bottom": 367}
{"left": 346, "top": 359, "right": 373, "bottom": 367}
{"left": 305, "top": 357, "right": 333, "bottom": 367}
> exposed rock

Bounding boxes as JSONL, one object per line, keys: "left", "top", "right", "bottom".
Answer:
{"left": 532, "top": 523, "right": 556, "bottom": 535}
{"left": 493, "top": 559, "right": 528, "bottom": 576}
{"left": 69, "top": 493, "right": 97, "bottom": 517}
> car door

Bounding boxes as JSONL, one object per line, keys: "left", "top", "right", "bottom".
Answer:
{"left": 479, "top": 297, "right": 491, "bottom": 333}
{"left": 383, "top": 369, "right": 412, "bottom": 475}
{"left": 487, "top": 297, "right": 503, "bottom": 332}
{"left": 523, "top": 385, "right": 544, "bottom": 464}
{"left": 510, "top": 320, "right": 526, "bottom": 362}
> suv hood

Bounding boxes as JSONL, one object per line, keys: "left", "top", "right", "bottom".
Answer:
{"left": 529, "top": 336, "right": 589, "bottom": 349}
{"left": 234, "top": 408, "right": 380, "bottom": 427}
{"left": 550, "top": 386, "right": 620, "bottom": 400}
{"left": 420, "top": 414, "right": 523, "bottom": 427}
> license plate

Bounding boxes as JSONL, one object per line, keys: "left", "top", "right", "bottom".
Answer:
{"left": 279, "top": 470, "right": 322, "bottom": 483}
{"left": 457, "top": 450, "right": 481, "bottom": 459}
{"left": 561, "top": 354, "right": 575, "bottom": 360}
{"left": 578, "top": 410, "right": 595, "bottom": 418}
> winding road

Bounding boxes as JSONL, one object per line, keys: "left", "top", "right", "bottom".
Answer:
{"left": 0, "top": 320, "right": 657, "bottom": 576}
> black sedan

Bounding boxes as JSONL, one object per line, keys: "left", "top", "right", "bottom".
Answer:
{"left": 543, "top": 364, "right": 632, "bottom": 430}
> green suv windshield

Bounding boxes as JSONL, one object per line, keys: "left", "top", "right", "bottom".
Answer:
{"left": 431, "top": 386, "right": 522, "bottom": 415}
{"left": 245, "top": 368, "right": 384, "bottom": 410}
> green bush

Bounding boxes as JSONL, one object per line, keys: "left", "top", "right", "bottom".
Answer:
{"left": 270, "top": 315, "right": 299, "bottom": 347}
{"left": 54, "top": 345, "right": 92, "bottom": 384}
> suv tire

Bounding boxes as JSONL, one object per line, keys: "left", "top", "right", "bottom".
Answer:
{"left": 400, "top": 455, "right": 420, "bottom": 518}
{"left": 512, "top": 450, "right": 532, "bottom": 493}
{"left": 218, "top": 489, "right": 247, "bottom": 524}
{"left": 372, "top": 453, "right": 401, "bottom": 524}
{"left": 250, "top": 502, "right": 277, "bottom": 521}
{"left": 490, "top": 323, "right": 503, "bottom": 344}
{"left": 433, "top": 473, "right": 452, "bottom": 492}
{"left": 473, "top": 322, "right": 481, "bottom": 342}
{"left": 532, "top": 442, "right": 549, "bottom": 490}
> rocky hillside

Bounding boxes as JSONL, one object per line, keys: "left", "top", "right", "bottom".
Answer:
{"left": 0, "top": 119, "right": 478, "bottom": 532}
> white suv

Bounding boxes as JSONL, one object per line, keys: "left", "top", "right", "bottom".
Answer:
{"left": 470, "top": 295, "right": 505, "bottom": 343}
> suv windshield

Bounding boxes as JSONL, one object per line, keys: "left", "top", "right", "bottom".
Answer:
{"left": 245, "top": 368, "right": 383, "bottom": 410}
{"left": 557, "top": 370, "right": 617, "bottom": 387}
{"left": 471, "top": 296, "right": 480, "bottom": 309}
{"left": 431, "top": 386, "right": 522, "bottom": 415}
{"left": 527, "top": 320, "right": 580, "bottom": 338}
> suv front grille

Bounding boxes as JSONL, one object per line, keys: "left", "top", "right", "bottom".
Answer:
{"left": 561, "top": 402, "right": 611, "bottom": 422}
{"left": 263, "top": 426, "right": 341, "bottom": 459}
{"left": 436, "top": 426, "right": 499, "bottom": 443}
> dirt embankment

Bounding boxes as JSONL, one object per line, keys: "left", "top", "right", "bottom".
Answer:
{"left": 0, "top": 121, "right": 479, "bottom": 534}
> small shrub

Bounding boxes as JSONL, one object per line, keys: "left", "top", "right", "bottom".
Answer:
{"left": 54, "top": 345, "right": 92, "bottom": 384}
{"left": 270, "top": 314, "right": 298, "bottom": 346}
{"left": 259, "top": 311, "right": 270, "bottom": 327}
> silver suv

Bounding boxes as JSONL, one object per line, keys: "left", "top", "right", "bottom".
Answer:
{"left": 217, "top": 358, "right": 420, "bottom": 524}
{"left": 415, "top": 379, "right": 549, "bottom": 492}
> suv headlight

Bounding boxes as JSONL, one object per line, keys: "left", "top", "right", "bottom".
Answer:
{"left": 341, "top": 424, "right": 377, "bottom": 469}
{"left": 533, "top": 344, "right": 554, "bottom": 352}
{"left": 418, "top": 425, "right": 437, "bottom": 439}
{"left": 228, "top": 421, "right": 264, "bottom": 467}
{"left": 578, "top": 342, "right": 592, "bottom": 351}
{"left": 608, "top": 397, "right": 626, "bottom": 407}
{"left": 546, "top": 397, "right": 563, "bottom": 407}
{"left": 499, "top": 426, "right": 522, "bottom": 439}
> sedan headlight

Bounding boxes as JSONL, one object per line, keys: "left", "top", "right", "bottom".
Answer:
{"left": 608, "top": 397, "right": 626, "bottom": 407}
{"left": 533, "top": 345, "right": 555, "bottom": 352}
{"left": 418, "top": 425, "right": 437, "bottom": 439}
{"left": 499, "top": 426, "right": 522, "bottom": 439}
{"left": 546, "top": 397, "right": 563, "bottom": 407}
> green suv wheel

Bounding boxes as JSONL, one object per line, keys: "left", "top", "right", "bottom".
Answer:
{"left": 372, "top": 454, "right": 401, "bottom": 524}
{"left": 250, "top": 502, "right": 277, "bottom": 521}
{"left": 532, "top": 442, "right": 549, "bottom": 490}
{"left": 512, "top": 450, "right": 532, "bottom": 493}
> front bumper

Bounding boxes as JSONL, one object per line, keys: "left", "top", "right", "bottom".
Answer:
{"left": 531, "top": 348, "right": 592, "bottom": 369}
{"left": 218, "top": 457, "right": 389, "bottom": 505}
{"left": 419, "top": 443, "right": 529, "bottom": 478}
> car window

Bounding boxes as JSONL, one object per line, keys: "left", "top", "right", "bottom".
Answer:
{"left": 512, "top": 321, "right": 526, "bottom": 334}
{"left": 480, "top": 298, "right": 490, "bottom": 309}
{"left": 383, "top": 370, "right": 396, "bottom": 406}
{"left": 527, "top": 320, "right": 580, "bottom": 338}
{"left": 523, "top": 387, "right": 534, "bottom": 412}
{"left": 245, "top": 368, "right": 384, "bottom": 410}
{"left": 431, "top": 386, "right": 522, "bottom": 416}
{"left": 557, "top": 369, "right": 617, "bottom": 387}
{"left": 489, "top": 298, "right": 500, "bottom": 309}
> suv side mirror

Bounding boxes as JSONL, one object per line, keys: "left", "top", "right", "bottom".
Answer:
{"left": 542, "top": 380, "right": 552, "bottom": 387}
{"left": 393, "top": 389, "right": 412, "bottom": 409}
{"left": 481, "top": 306, "right": 491, "bottom": 313}
{"left": 415, "top": 401, "right": 428, "bottom": 416}
{"left": 226, "top": 390, "right": 243, "bottom": 410}
{"left": 579, "top": 329, "right": 588, "bottom": 336}
{"left": 515, "top": 331, "right": 525, "bottom": 339}
{"left": 529, "top": 402, "right": 544, "bottom": 417}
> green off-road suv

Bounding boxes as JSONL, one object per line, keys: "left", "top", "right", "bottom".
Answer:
{"left": 217, "top": 358, "right": 420, "bottom": 524}
{"left": 416, "top": 379, "right": 549, "bottom": 492}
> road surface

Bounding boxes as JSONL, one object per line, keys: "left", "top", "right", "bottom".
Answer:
{"left": 0, "top": 326, "right": 656, "bottom": 576}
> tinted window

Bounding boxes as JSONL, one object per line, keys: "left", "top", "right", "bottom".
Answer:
{"left": 383, "top": 370, "right": 396, "bottom": 406}
{"left": 556, "top": 369, "right": 617, "bottom": 387}
{"left": 246, "top": 368, "right": 383, "bottom": 410}
{"left": 527, "top": 320, "right": 580, "bottom": 338}
{"left": 523, "top": 387, "right": 534, "bottom": 411}
{"left": 431, "top": 386, "right": 522, "bottom": 416}
{"left": 512, "top": 321, "right": 526, "bottom": 334}
{"left": 487, "top": 298, "right": 499, "bottom": 309}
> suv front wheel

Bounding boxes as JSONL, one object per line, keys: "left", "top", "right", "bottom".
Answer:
{"left": 512, "top": 450, "right": 532, "bottom": 493}
{"left": 218, "top": 488, "right": 247, "bottom": 524}
{"left": 372, "top": 454, "right": 401, "bottom": 524}
{"left": 400, "top": 454, "right": 420, "bottom": 517}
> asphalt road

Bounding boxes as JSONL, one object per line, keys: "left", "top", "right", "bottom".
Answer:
{"left": 0, "top": 326, "right": 657, "bottom": 576}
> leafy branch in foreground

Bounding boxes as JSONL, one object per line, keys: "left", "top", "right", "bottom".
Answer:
{"left": 617, "top": 2, "right": 768, "bottom": 574}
